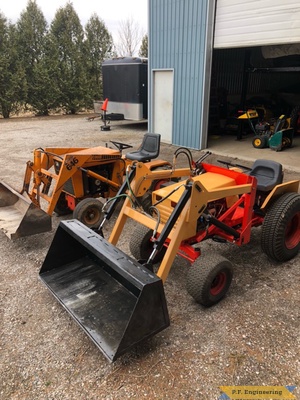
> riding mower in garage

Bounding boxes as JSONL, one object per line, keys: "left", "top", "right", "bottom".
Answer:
{"left": 39, "top": 149, "right": 300, "bottom": 361}
{"left": 0, "top": 133, "right": 169, "bottom": 239}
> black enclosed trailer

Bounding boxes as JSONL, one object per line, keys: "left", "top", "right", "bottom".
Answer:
{"left": 102, "top": 57, "right": 148, "bottom": 121}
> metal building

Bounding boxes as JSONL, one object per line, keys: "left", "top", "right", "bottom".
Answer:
{"left": 148, "top": 0, "right": 215, "bottom": 149}
{"left": 148, "top": 0, "right": 300, "bottom": 149}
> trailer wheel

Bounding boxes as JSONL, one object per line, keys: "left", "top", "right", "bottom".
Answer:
{"left": 129, "top": 224, "right": 166, "bottom": 263}
{"left": 54, "top": 193, "right": 72, "bottom": 216}
{"left": 186, "top": 254, "right": 233, "bottom": 307}
{"left": 261, "top": 192, "right": 300, "bottom": 261}
{"left": 252, "top": 135, "right": 268, "bottom": 149}
{"left": 73, "top": 198, "right": 103, "bottom": 229}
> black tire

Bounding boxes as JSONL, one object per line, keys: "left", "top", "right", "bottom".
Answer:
{"left": 261, "top": 192, "right": 300, "bottom": 261}
{"left": 290, "top": 105, "right": 300, "bottom": 135}
{"left": 186, "top": 254, "right": 233, "bottom": 307}
{"left": 129, "top": 224, "right": 166, "bottom": 263}
{"left": 139, "top": 193, "right": 152, "bottom": 213}
{"left": 73, "top": 198, "right": 103, "bottom": 229}
{"left": 54, "top": 192, "right": 72, "bottom": 216}
{"left": 252, "top": 135, "right": 268, "bottom": 149}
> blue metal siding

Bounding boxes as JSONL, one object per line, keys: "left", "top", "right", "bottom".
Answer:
{"left": 149, "top": 0, "right": 215, "bottom": 149}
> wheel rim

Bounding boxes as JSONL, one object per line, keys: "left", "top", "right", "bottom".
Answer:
{"left": 254, "top": 138, "right": 262, "bottom": 147}
{"left": 210, "top": 272, "right": 227, "bottom": 296}
{"left": 82, "top": 207, "right": 101, "bottom": 225}
{"left": 285, "top": 211, "right": 300, "bottom": 249}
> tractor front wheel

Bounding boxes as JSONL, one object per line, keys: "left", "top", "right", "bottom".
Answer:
{"left": 54, "top": 193, "right": 72, "bottom": 216}
{"left": 261, "top": 192, "right": 300, "bottom": 261}
{"left": 129, "top": 224, "right": 166, "bottom": 264}
{"left": 186, "top": 254, "right": 233, "bottom": 307}
{"left": 73, "top": 198, "right": 103, "bottom": 229}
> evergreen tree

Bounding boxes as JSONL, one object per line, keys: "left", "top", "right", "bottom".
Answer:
{"left": 139, "top": 34, "right": 148, "bottom": 58}
{"left": 16, "top": 0, "right": 50, "bottom": 114}
{"left": 84, "top": 14, "right": 114, "bottom": 104}
{"left": 30, "top": 33, "right": 61, "bottom": 114}
{"left": 49, "top": 3, "right": 89, "bottom": 114}
{"left": 0, "top": 14, "right": 27, "bottom": 118}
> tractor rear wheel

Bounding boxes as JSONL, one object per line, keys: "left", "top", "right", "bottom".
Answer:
{"left": 73, "top": 198, "right": 103, "bottom": 229}
{"left": 139, "top": 177, "right": 175, "bottom": 213}
{"left": 129, "top": 224, "right": 166, "bottom": 263}
{"left": 186, "top": 254, "right": 233, "bottom": 307}
{"left": 261, "top": 192, "right": 300, "bottom": 261}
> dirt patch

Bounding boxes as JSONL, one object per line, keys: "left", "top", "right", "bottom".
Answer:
{"left": 0, "top": 115, "right": 299, "bottom": 399}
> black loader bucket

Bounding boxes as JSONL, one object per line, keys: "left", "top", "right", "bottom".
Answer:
{"left": 0, "top": 180, "right": 52, "bottom": 239}
{"left": 39, "top": 220, "right": 170, "bottom": 362}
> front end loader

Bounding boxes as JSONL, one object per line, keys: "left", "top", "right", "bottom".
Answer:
{"left": 39, "top": 150, "right": 300, "bottom": 361}
{"left": 0, "top": 145, "right": 124, "bottom": 239}
{"left": 0, "top": 133, "right": 168, "bottom": 239}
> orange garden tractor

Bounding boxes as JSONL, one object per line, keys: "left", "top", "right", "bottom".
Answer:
{"left": 0, "top": 133, "right": 168, "bottom": 239}
{"left": 39, "top": 149, "right": 300, "bottom": 361}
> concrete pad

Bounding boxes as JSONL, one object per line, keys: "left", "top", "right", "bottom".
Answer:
{"left": 206, "top": 134, "right": 300, "bottom": 173}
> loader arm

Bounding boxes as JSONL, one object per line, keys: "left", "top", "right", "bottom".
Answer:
{"left": 109, "top": 164, "right": 255, "bottom": 282}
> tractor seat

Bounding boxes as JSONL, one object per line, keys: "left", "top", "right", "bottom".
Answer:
{"left": 126, "top": 133, "right": 161, "bottom": 162}
{"left": 249, "top": 159, "right": 283, "bottom": 192}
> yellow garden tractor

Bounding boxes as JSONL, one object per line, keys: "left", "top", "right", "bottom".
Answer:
{"left": 0, "top": 133, "right": 169, "bottom": 239}
{"left": 39, "top": 149, "right": 300, "bottom": 361}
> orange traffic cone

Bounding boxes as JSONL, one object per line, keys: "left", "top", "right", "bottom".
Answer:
{"left": 101, "top": 98, "right": 111, "bottom": 131}
{"left": 101, "top": 98, "right": 109, "bottom": 112}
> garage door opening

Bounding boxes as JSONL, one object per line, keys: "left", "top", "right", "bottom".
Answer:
{"left": 207, "top": 45, "right": 300, "bottom": 148}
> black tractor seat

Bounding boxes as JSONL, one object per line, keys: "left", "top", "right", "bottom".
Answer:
{"left": 126, "top": 133, "right": 161, "bottom": 162}
{"left": 249, "top": 159, "right": 283, "bottom": 192}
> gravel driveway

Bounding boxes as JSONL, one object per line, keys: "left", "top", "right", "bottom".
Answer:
{"left": 0, "top": 115, "right": 299, "bottom": 399}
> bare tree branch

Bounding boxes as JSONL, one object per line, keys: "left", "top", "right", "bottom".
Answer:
{"left": 116, "top": 17, "right": 144, "bottom": 57}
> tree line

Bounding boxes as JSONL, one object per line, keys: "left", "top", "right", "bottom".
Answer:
{"left": 0, "top": 0, "right": 148, "bottom": 118}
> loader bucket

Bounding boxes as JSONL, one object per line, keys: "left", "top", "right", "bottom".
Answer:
{"left": 39, "top": 220, "right": 170, "bottom": 362}
{"left": 0, "top": 180, "right": 52, "bottom": 239}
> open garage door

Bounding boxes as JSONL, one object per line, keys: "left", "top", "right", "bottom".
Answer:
{"left": 214, "top": 0, "right": 300, "bottom": 49}
{"left": 208, "top": 0, "right": 300, "bottom": 143}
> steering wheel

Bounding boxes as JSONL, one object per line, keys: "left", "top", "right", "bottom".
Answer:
{"left": 110, "top": 141, "right": 133, "bottom": 151}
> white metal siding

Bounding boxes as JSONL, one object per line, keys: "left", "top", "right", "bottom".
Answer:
{"left": 214, "top": 0, "right": 300, "bottom": 48}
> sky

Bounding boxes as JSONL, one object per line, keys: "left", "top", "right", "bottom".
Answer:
{"left": 0, "top": 0, "right": 148, "bottom": 42}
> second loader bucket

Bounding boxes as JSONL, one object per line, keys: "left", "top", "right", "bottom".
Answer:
{"left": 39, "top": 220, "right": 170, "bottom": 362}
{"left": 0, "top": 180, "right": 52, "bottom": 239}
